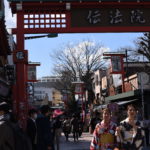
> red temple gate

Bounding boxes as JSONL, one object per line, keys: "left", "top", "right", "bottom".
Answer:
{"left": 8, "top": 0, "right": 150, "bottom": 128}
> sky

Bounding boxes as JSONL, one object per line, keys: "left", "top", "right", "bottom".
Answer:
{"left": 4, "top": 0, "right": 143, "bottom": 78}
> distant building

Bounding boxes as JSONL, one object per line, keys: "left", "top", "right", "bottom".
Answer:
{"left": 33, "top": 80, "right": 64, "bottom": 108}
{"left": 34, "top": 83, "right": 54, "bottom": 101}
{"left": 38, "top": 76, "right": 61, "bottom": 82}
{"left": 0, "top": 3, "right": 14, "bottom": 101}
{"left": 92, "top": 69, "right": 107, "bottom": 104}
{"left": 93, "top": 62, "right": 150, "bottom": 120}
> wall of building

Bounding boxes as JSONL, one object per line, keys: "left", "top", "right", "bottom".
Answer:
{"left": 34, "top": 86, "right": 54, "bottom": 102}
{"left": 38, "top": 76, "right": 61, "bottom": 82}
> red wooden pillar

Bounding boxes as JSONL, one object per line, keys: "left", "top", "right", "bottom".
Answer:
{"left": 13, "top": 11, "right": 28, "bottom": 129}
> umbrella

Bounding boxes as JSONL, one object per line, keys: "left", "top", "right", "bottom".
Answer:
{"left": 53, "top": 109, "right": 64, "bottom": 118}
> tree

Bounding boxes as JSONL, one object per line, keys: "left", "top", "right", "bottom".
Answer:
{"left": 134, "top": 32, "right": 150, "bottom": 62}
{"left": 50, "top": 40, "right": 108, "bottom": 104}
{"left": 117, "top": 32, "right": 150, "bottom": 76}
{"left": 117, "top": 32, "right": 150, "bottom": 62}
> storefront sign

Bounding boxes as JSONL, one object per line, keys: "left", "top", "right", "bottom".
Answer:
{"left": 111, "top": 56, "right": 122, "bottom": 73}
{"left": 13, "top": 50, "right": 28, "bottom": 63}
{"left": 71, "top": 8, "right": 150, "bottom": 27}
{"left": 28, "top": 66, "right": 36, "bottom": 81}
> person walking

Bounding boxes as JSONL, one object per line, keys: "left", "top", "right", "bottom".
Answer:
{"left": 89, "top": 111, "right": 101, "bottom": 134}
{"left": 36, "top": 105, "right": 53, "bottom": 150}
{"left": 71, "top": 114, "right": 80, "bottom": 142}
{"left": 62, "top": 117, "right": 71, "bottom": 141}
{"left": 53, "top": 116, "right": 62, "bottom": 150}
{"left": 90, "top": 108, "right": 117, "bottom": 150}
{"left": 0, "top": 101, "right": 32, "bottom": 150}
{"left": 26, "top": 109, "right": 38, "bottom": 150}
{"left": 115, "top": 104, "right": 145, "bottom": 150}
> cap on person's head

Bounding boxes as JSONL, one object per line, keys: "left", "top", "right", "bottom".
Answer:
{"left": 40, "top": 105, "right": 50, "bottom": 115}
{"left": 0, "top": 101, "right": 10, "bottom": 114}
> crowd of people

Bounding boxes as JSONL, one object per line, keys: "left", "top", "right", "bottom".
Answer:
{"left": 0, "top": 101, "right": 84, "bottom": 150}
{"left": 89, "top": 104, "right": 149, "bottom": 150}
{"left": 0, "top": 99, "right": 150, "bottom": 150}
{"left": 26, "top": 105, "right": 83, "bottom": 150}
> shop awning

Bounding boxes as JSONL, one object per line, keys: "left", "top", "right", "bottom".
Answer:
{"left": 93, "top": 99, "right": 138, "bottom": 111}
{"left": 117, "top": 99, "right": 138, "bottom": 105}
{"left": 105, "top": 90, "right": 140, "bottom": 103}
{"left": 93, "top": 104, "right": 107, "bottom": 111}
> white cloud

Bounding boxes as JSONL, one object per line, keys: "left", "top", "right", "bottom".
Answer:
{"left": 4, "top": 0, "right": 16, "bottom": 28}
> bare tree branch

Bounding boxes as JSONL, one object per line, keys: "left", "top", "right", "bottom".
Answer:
{"left": 50, "top": 40, "right": 108, "bottom": 103}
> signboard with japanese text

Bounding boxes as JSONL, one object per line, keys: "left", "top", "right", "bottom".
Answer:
{"left": 28, "top": 65, "right": 36, "bottom": 81}
{"left": 10, "top": 0, "right": 150, "bottom": 33}
{"left": 111, "top": 56, "right": 122, "bottom": 73}
{"left": 71, "top": 8, "right": 150, "bottom": 27}
{"left": 13, "top": 50, "right": 28, "bottom": 63}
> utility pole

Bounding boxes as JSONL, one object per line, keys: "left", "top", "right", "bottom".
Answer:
{"left": 139, "top": 73, "right": 145, "bottom": 120}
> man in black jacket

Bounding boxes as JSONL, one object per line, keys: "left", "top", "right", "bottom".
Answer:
{"left": 0, "top": 101, "right": 15, "bottom": 150}
{"left": 26, "top": 109, "right": 37, "bottom": 150}
{"left": 36, "top": 105, "right": 53, "bottom": 150}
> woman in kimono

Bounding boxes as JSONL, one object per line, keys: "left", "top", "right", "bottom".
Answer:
{"left": 90, "top": 108, "right": 117, "bottom": 150}
{"left": 115, "top": 104, "right": 145, "bottom": 150}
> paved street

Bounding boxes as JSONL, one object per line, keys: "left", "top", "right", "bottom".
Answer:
{"left": 59, "top": 132, "right": 93, "bottom": 150}
{"left": 58, "top": 132, "right": 150, "bottom": 150}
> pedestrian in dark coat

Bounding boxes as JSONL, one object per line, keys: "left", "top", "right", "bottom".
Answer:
{"left": 71, "top": 115, "right": 79, "bottom": 141}
{"left": 62, "top": 117, "right": 71, "bottom": 141}
{"left": 53, "top": 116, "right": 62, "bottom": 150}
{"left": 26, "top": 109, "right": 37, "bottom": 150}
{"left": 0, "top": 101, "right": 15, "bottom": 150}
{"left": 36, "top": 105, "right": 53, "bottom": 150}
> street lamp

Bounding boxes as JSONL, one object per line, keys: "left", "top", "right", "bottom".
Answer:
{"left": 24, "top": 33, "right": 58, "bottom": 40}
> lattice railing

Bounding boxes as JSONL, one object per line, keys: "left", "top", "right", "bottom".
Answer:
{"left": 24, "top": 12, "right": 67, "bottom": 29}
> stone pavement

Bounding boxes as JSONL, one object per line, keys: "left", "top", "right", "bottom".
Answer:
{"left": 59, "top": 132, "right": 93, "bottom": 150}
{"left": 58, "top": 132, "right": 150, "bottom": 150}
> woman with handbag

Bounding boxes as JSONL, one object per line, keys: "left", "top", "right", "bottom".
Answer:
{"left": 115, "top": 104, "right": 145, "bottom": 150}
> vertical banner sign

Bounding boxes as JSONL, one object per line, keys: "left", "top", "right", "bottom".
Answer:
{"left": 28, "top": 66, "right": 36, "bottom": 81}
{"left": 111, "top": 56, "right": 122, "bottom": 73}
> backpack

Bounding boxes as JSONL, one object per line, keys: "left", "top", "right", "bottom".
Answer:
{"left": 6, "top": 121, "right": 32, "bottom": 150}
{"left": 62, "top": 120, "right": 71, "bottom": 133}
